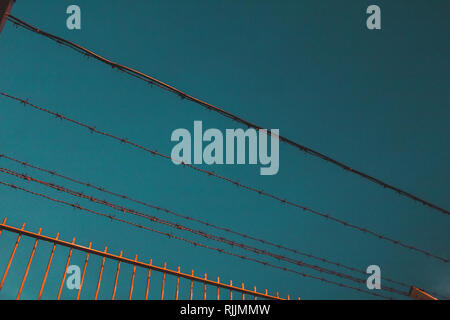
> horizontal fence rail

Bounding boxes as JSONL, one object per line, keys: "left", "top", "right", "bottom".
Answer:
{"left": 0, "top": 218, "right": 292, "bottom": 300}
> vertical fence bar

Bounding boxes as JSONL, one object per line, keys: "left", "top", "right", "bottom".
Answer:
{"left": 254, "top": 286, "right": 257, "bottom": 300}
{"left": 112, "top": 250, "right": 123, "bottom": 300}
{"left": 57, "top": 237, "right": 76, "bottom": 300}
{"left": 175, "top": 266, "right": 180, "bottom": 300}
{"left": 129, "top": 254, "right": 138, "bottom": 300}
{"left": 16, "top": 228, "right": 42, "bottom": 299}
{"left": 160, "top": 262, "right": 167, "bottom": 300}
{"left": 189, "top": 270, "right": 194, "bottom": 300}
{"left": 229, "top": 280, "right": 233, "bottom": 300}
{"left": 94, "top": 246, "right": 107, "bottom": 300}
{"left": 38, "top": 233, "right": 59, "bottom": 300}
{"left": 0, "top": 223, "right": 26, "bottom": 291}
{"left": 217, "top": 276, "right": 220, "bottom": 300}
{"left": 145, "top": 258, "right": 152, "bottom": 300}
{"left": 241, "top": 283, "right": 245, "bottom": 300}
{"left": 76, "top": 242, "right": 92, "bottom": 300}
{"left": 276, "top": 292, "right": 279, "bottom": 299}
{"left": 203, "top": 273, "right": 207, "bottom": 300}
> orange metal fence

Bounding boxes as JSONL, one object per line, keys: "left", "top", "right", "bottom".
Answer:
{"left": 0, "top": 217, "right": 291, "bottom": 300}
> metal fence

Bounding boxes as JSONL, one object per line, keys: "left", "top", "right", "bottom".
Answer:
{"left": 0, "top": 217, "right": 292, "bottom": 300}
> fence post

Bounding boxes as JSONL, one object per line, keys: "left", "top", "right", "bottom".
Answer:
{"left": 0, "top": 0, "right": 15, "bottom": 34}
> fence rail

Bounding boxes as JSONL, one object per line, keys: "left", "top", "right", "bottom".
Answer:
{"left": 0, "top": 217, "right": 292, "bottom": 300}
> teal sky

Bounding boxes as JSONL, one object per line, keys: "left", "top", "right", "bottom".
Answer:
{"left": 0, "top": 0, "right": 449, "bottom": 300}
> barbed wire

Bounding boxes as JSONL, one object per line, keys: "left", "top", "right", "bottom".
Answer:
{"left": 5, "top": 14, "right": 449, "bottom": 216}
{"left": 1, "top": 91, "right": 448, "bottom": 265}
